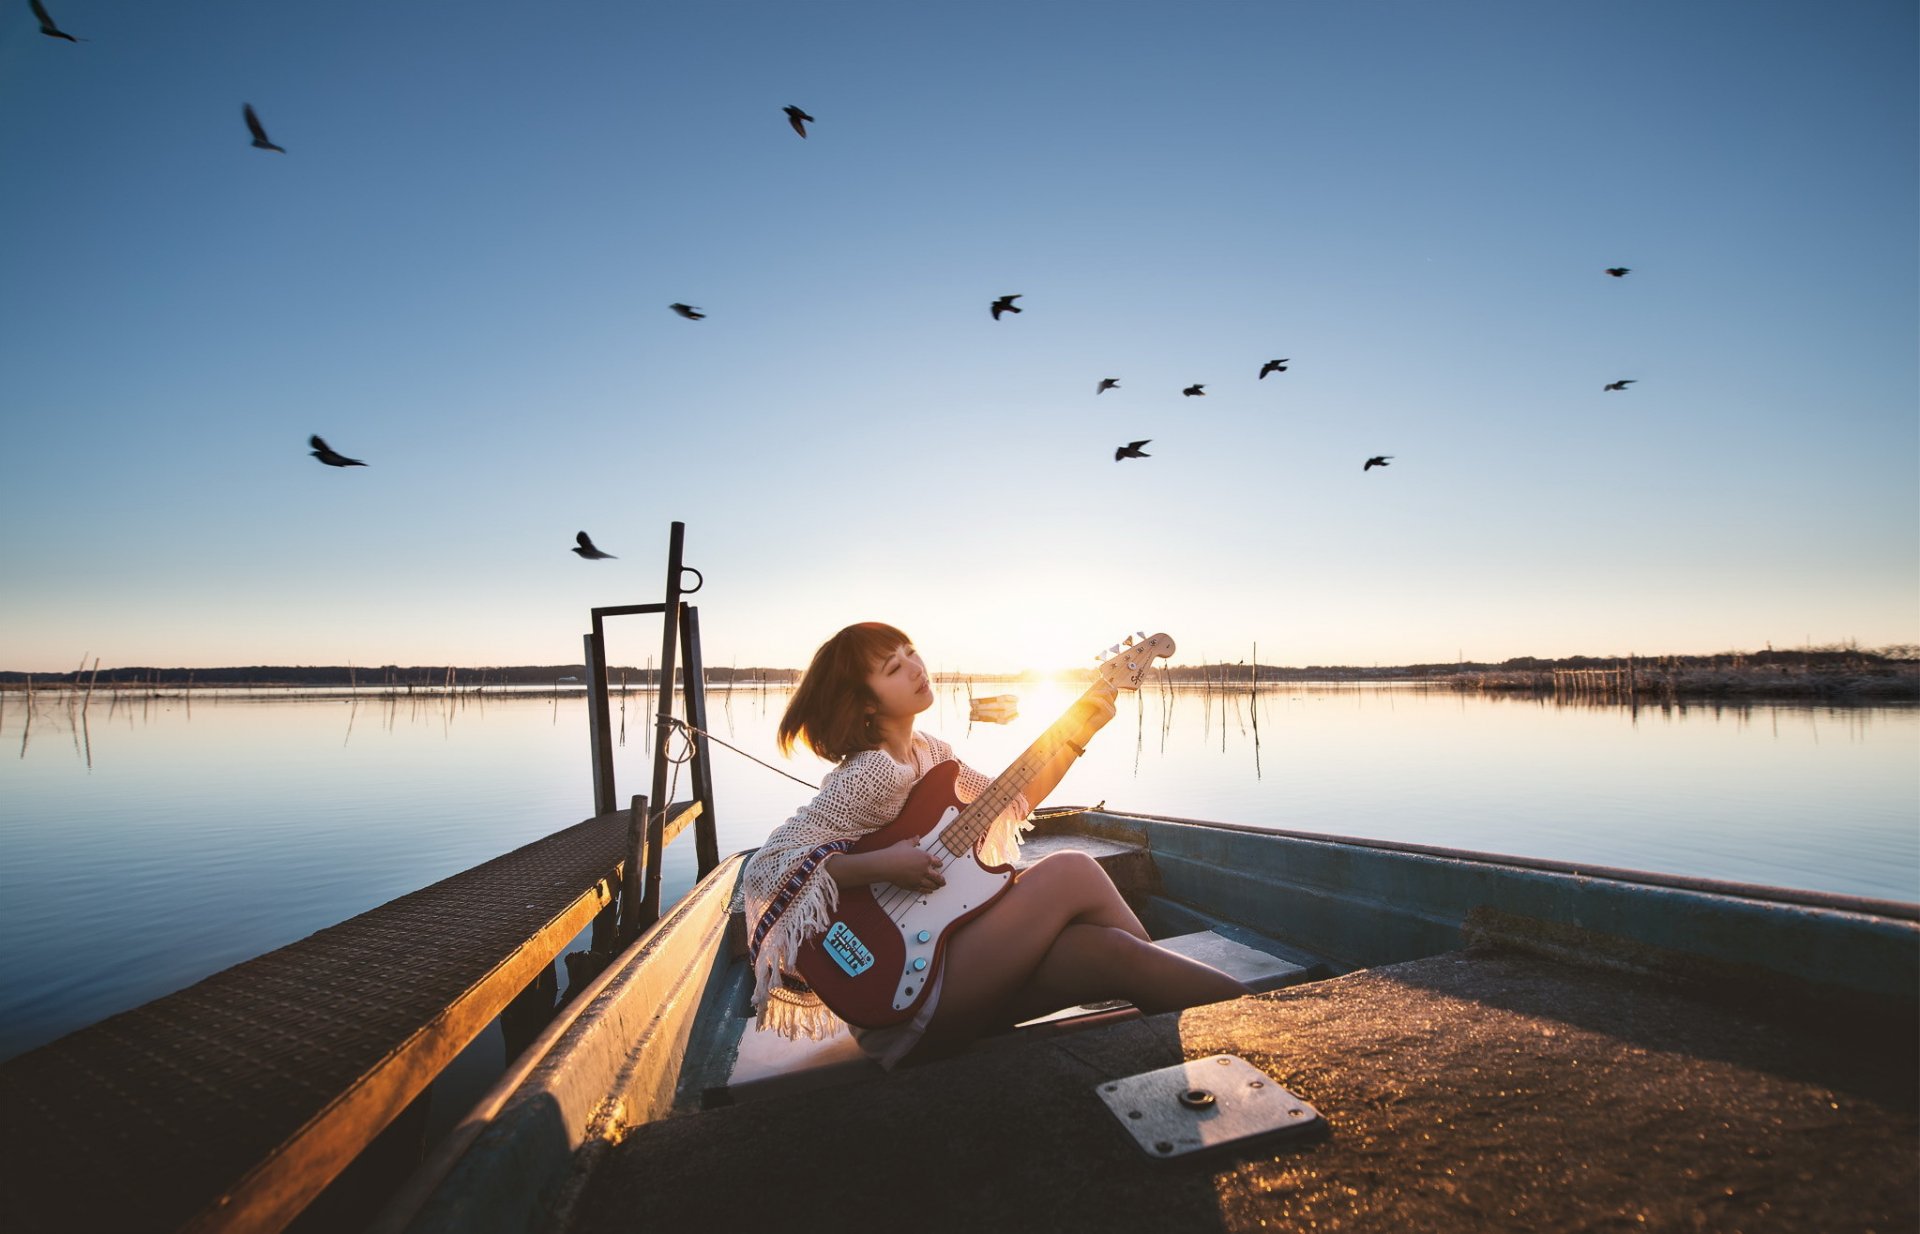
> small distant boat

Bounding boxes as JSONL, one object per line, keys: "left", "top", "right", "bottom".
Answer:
{"left": 968, "top": 693, "right": 1019, "bottom": 723}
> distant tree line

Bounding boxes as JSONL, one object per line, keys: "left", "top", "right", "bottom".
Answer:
{"left": 0, "top": 665, "right": 804, "bottom": 687}
{"left": 2, "top": 647, "right": 1910, "bottom": 688}
{"left": 1068, "top": 645, "right": 1918, "bottom": 684}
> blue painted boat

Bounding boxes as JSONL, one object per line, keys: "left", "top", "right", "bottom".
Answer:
{"left": 377, "top": 804, "right": 1919, "bottom": 1234}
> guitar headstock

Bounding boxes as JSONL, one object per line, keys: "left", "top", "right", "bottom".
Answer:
{"left": 1093, "top": 631, "right": 1175, "bottom": 692}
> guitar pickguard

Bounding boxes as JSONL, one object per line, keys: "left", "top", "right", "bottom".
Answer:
{"left": 884, "top": 806, "right": 1013, "bottom": 1011}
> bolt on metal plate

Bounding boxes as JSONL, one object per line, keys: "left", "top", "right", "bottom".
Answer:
{"left": 1095, "top": 1054, "right": 1323, "bottom": 1158}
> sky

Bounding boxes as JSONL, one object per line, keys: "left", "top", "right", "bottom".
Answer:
{"left": 3, "top": 0, "right": 1914, "bottom": 675}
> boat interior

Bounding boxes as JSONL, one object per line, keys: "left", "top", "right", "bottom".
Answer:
{"left": 387, "top": 805, "right": 1920, "bottom": 1234}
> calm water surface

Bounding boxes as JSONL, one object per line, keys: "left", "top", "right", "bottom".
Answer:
{"left": 2, "top": 682, "right": 1915, "bottom": 1066}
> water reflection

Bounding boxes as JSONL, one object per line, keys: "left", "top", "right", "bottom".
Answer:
{"left": 0, "top": 681, "right": 1915, "bottom": 1065}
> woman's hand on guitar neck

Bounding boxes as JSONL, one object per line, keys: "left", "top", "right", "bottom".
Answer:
{"left": 827, "top": 839, "right": 947, "bottom": 894}
{"left": 1070, "top": 687, "right": 1119, "bottom": 745}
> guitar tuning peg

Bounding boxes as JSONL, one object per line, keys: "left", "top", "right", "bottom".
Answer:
{"left": 1122, "top": 635, "right": 1136, "bottom": 648}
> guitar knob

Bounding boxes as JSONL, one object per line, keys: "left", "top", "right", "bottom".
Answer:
{"left": 912, "top": 958, "right": 928, "bottom": 972}
{"left": 916, "top": 930, "right": 931, "bottom": 944}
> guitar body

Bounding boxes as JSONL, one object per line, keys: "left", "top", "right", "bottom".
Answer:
{"left": 793, "top": 761, "right": 1016, "bottom": 1029}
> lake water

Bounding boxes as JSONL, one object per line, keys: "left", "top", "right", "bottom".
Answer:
{"left": 2, "top": 682, "right": 1915, "bottom": 1071}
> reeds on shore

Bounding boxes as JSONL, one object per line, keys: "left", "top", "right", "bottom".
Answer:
{"left": 1447, "top": 655, "right": 1919, "bottom": 703}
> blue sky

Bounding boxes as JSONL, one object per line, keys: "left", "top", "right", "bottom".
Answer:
{"left": 3, "top": 0, "right": 1914, "bottom": 674}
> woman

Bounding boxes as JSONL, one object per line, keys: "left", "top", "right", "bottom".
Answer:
{"left": 743, "top": 621, "right": 1250, "bottom": 1069}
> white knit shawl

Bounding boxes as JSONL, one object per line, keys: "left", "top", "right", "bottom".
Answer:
{"left": 740, "top": 731, "right": 1031, "bottom": 1039}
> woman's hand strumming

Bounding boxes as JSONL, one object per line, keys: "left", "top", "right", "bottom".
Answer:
{"left": 875, "top": 838, "right": 945, "bottom": 893}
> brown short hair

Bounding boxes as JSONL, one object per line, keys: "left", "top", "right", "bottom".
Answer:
{"left": 778, "top": 622, "right": 912, "bottom": 762}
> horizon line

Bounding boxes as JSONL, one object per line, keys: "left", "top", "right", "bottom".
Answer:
{"left": 2, "top": 643, "right": 1913, "bottom": 682}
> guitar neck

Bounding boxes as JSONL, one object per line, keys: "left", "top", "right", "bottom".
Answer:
{"left": 938, "top": 682, "right": 1115, "bottom": 854}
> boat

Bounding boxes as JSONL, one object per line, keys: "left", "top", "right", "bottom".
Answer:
{"left": 968, "top": 692, "right": 1019, "bottom": 723}
{"left": 370, "top": 804, "right": 1918, "bottom": 1234}
{"left": 4, "top": 525, "right": 1914, "bottom": 1232}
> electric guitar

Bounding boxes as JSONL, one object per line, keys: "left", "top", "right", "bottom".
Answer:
{"left": 794, "top": 632, "right": 1176, "bottom": 1029}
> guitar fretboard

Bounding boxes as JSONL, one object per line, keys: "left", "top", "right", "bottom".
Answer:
{"left": 934, "top": 686, "right": 1111, "bottom": 857}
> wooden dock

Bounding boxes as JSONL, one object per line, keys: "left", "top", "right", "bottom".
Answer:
{"left": 0, "top": 806, "right": 691, "bottom": 1233}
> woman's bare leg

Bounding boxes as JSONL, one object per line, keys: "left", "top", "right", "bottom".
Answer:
{"left": 908, "top": 853, "right": 1249, "bottom": 1059}
{"left": 1004, "top": 923, "right": 1250, "bottom": 1024}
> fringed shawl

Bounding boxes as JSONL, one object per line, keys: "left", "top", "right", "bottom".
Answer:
{"left": 740, "top": 731, "right": 1031, "bottom": 1040}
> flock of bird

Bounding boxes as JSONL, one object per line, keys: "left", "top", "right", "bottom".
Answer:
{"left": 30, "top": 1, "right": 1643, "bottom": 566}
{"left": 653, "top": 108, "right": 1644, "bottom": 478}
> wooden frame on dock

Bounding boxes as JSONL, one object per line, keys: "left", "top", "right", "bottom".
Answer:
{"left": 581, "top": 520, "right": 722, "bottom": 937}
{"left": 0, "top": 520, "right": 732, "bottom": 1234}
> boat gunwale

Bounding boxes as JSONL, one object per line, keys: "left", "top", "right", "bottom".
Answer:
{"left": 1061, "top": 806, "right": 1920, "bottom": 922}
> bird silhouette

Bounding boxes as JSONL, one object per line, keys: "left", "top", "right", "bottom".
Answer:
{"left": 31, "top": 0, "right": 78, "bottom": 40}
{"left": 309, "top": 435, "right": 365, "bottom": 468}
{"left": 1182, "top": 383, "right": 1205, "bottom": 397}
{"left": 1363, "top": 455, "right": 1393, "bottom": 471}
{"left": 669, "top": 303, "right": 705, "bottom": 320}
{"left": 244, "top": 104, "right": 285, "bottom": 153}
{"left": 1605, "top": 267, "right": 1631, "bottom": 278}
{"left": 1115, "top": 440, "right": 1151, "bottom": 461}
{"left": 990, "top": 295, "right": 1022, "bottom": 320}
{"left": 783, "top": 105, "right": 814, "bottom": 138}
{"left": 1258, "top": 359, "right": 1290, "bottom": 379}
{"left": 1603, "top": 380, "right": 1636, "bottom": 392}
{"left": 572, "top": 531, "right": 616, "bottom": 560}
{"left": 1096, "top": 378, "right": 1119, "bottom": 394}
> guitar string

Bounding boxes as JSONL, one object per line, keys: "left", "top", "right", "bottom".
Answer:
{"left": 859, "top": 652, "right": 1156, "bottom": 925}
{"left": 866, "top": 670, "right": 1138, "bottom": 922}
{"left": 868, "top": 734, "right": 1064, "bottom": 921}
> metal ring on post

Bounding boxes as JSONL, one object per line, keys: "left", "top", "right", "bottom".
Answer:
{"left": 679, "top": 565, "right": 704, "bottom": 595}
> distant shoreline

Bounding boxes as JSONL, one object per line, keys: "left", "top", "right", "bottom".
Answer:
{"left": 3, "top": 649, "right": 1913, "bottom": 702}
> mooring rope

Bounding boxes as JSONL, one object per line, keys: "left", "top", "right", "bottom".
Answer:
{"left": 657, "top": 717, "right": 1110, "bottom": 811}
{"left": 659, "top": 715, "right": 821, "bottom": 790}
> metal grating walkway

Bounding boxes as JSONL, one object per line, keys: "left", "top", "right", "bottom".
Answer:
{"left": 0, "top": 809, "right": 631, "bottom": 1234}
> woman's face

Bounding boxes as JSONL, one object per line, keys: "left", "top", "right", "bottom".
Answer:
{"left": 865, "top": 643, "right": 933, "bottom": 720}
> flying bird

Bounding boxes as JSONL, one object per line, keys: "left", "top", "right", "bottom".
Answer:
{"left": 308, "top": 435, "right": 365, "bottom": 468}
{"left": 1115, "top": 440, "right": 1151, "bottom": 461}
{"left": 1182, "top": 383, "right": 1205, "bottom": 397}
{"left": 31, "top": 0, "right": 77, "bottom": 40}
{"left": 783, "top": 105, "right": 814, "bottom": 138}
{"left": 244, "top": 104, "right": 285, "bottom": 153}
{"left": 669, "top": 303, "right": 705, "bottom": 320}
{"left": 572, "top": 531, "right": 616, "bottom": 560}
{"left": 1605, "top": 267, "right": 1631, "bottom": 278}
{"left": 1096, "top": 378, "right": 1119, "bottom": 394}
{"left": 990, "top": 295, "right": 1022, "bottom": 320}
{"left": 1363, "top": 455, "right": 1393, "bottom": 471}
{"left": 1258, "top": 359, "right": 1290, "bottom": 379}
{"left": 1603, "top": 380, "right": 1636, "bottom": 392}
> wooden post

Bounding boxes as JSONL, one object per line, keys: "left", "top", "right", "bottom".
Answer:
{"left": 620, "top": 794, "right": 649, "bottom": 943}
{"left": 639, "top": 791, "right": 667, "bottom": 933}
{"left": 585, "top": 630, "right": 616, "bottom": 817}
{"left": 680, "top": 603, "right": 720, "bottom": 875}
{"left": 644, "top": 522, "right": 688, "bottom": 901}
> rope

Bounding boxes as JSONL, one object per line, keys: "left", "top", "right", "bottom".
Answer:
{"left": 660, "top": 715, "right": 821, "bottom": 790}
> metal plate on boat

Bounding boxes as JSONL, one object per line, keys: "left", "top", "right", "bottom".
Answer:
{"left": 1095, "top": 1054, "right": 1322, "bottom": 1158}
